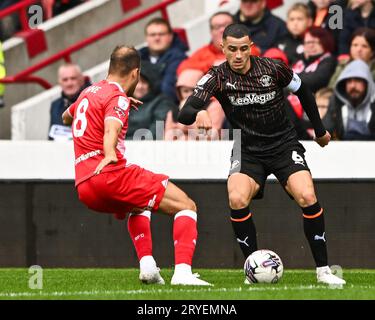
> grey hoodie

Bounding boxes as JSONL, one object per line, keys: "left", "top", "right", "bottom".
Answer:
{"left": 334, "top": 59, "right": 375, "bottom": 136}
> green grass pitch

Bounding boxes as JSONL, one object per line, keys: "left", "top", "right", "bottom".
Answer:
{"left": 0, "top": 268, "right": 374, "bottom": 300}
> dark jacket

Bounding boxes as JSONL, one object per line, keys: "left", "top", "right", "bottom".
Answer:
{"left": 49, "top": 78, "right": 91, "bottom": 140}
{"left": 338, "top": 4, "right": 375, "bottom": 55}
{"left": 139, "top": 33, "right": 188, "bottom": 103}
{"left": 126, "top": 61, "right": 175, "bottom": 140}
{"left": 233, "top": 8, "right": 288, "bottom": 53}
{"left": 276, "top": 32, "right": 304, "bottom": 66}
{"left": 328, "top": 59, "right": 375, "bottom": 140}
{"left": 307, "top": 0, "right": 347, "bottom": 55}
{"left": 293, "top": 52, "right": 337, "bottom": 93}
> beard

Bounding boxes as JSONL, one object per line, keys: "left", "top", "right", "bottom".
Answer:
{"left": 127, "top": 81, "right": 138, "bottom": 97}
{"left": 348, "top": 90, "right": 365, "bottom": 106}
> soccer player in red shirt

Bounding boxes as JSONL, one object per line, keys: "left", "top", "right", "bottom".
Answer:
{"left": 62, "top": 46, "right": 211, "bottom": 286}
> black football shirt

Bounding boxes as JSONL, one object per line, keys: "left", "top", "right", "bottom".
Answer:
{"left": 192, "top": 56, "right": 299, "bottom": 154}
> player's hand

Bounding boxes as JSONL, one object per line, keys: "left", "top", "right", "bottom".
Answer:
{"left": 314, "top": 131, "right": 331, "bottom": 147}
{"left": 195, "top": 110, "right": 212, "bottom": 135}
{"left": 129, "top": 97, "right": 143, "bottom": 111}
{"left": 94, "top": 155, "right": 118, "bottom": 175}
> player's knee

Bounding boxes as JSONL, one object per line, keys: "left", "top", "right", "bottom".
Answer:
{"left": 186, "top": 198, "right": 197, "bottom": 212}
{"left": 297, "top": 191, "right": 317, "bottom": 207}
{"left": 229, "top": 191, "right": 250, "bottom": 209}
{"left": 178, "top": 196, "right": 197, "bottom": 212}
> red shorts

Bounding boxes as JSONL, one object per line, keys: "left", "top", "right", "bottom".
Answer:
{"left": 77, "top": 164, "right": 169, "bottom": 215}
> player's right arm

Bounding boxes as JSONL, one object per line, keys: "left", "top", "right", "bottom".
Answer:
{"left": 94, "top": 94, "right": 130, "bottom": 174}
{"left": 62, "top": 102, "right": 76, "bottom": 126}
{"left": 94, "top": 119, "right": 121, "bottom": 175}
{"left": 178, "top": 71, "right": 218, "bottom": 131}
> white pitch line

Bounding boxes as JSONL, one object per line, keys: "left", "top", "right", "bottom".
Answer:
{"left": 0, "top": 284, "right": 373, "bottom": 298}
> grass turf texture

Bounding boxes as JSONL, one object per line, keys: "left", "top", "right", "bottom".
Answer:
{"left": 0, "top": 269, "right": 374, "bottom": 300}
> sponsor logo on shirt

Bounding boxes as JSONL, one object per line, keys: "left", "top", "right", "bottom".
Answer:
{"left": 229, "top": 91, "right": 276, "bottom": 106}
{"left": 114, "top": 106, "right": 126, "bottom": 118}
{"left": 75, "top": 150, "right": 101, "bottom": 165}
{"left": 197, "top": 74, "right": 212, "bottom": 86}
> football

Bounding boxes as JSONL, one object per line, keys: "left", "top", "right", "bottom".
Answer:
{"left": 244, "top": 249, "right": 284, "bottom": 283}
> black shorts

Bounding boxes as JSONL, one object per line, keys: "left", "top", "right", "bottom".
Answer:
{"left": 229, "top": 141, "right": 310, "bottom": 199}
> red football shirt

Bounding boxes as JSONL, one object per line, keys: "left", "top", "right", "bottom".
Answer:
{"left": 68, "top": 80, "right": 130, "bottom": 186}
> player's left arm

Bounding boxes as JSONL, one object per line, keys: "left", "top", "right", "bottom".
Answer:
{"left": 278, "top": 61, "right": 330, "bottom": 147}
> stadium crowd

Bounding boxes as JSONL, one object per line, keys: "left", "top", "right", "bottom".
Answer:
{"left": 3, "top": 0, "right": 373, "bottom": 141}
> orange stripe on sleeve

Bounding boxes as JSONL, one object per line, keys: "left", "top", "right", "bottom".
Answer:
{"left": 230, "top": 212, "right": 252, "bottom": 222}
{"left": 303, "top": 208, "right": 323, "bottom": 219}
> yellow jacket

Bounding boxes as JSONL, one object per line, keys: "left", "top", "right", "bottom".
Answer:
{"left": 0, "top": 42, "right": 5, "bottom": 96}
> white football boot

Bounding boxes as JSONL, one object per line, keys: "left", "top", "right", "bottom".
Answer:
{"left": 171, "top": 272, "right": 212, "bottom": 286}
{"left": 317, "top": 266, "right": 346, "bottom": 286}
{"left": 139, "top": 256, "right": 165, "bottom": 285}
{"left": 171, "top": 264, "right": 212, "bottom": 286}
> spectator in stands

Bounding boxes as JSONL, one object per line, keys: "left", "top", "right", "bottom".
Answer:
{"left": 338, "top": 0, "right": 375, "bottom": 56}
{"left": 233, "top": 0, "right": 288, "bottom": 53}
{"left": 303, "top": 87, "right": 337, "bottom": 138}
{"left": 164, "top": 69, "right": 225, "bottom": 140}
{"left": 177, "top": 11, "right": 235, "bottom": 75}
{"left": 126, "top": 60, "right": 174, "bottom": 140}
{"left": 0, "top": 0, "right": 20, "bottom": 41}
{"left": 329, "top": 27, "right": 375, "bottom": 88}
{"left": 307, "top": 0, "right": 347, "bottom": 55}
{"left": 49, "top": 63, "right": 90, "bottom": 140}
{"left": 287, "top": 27, "right": 336, "bottom": 136}
{"left": 328, "top": 59, "right": 375, "bottom": 140}
{"left": 0, "top": 41, "right": 5, "bottom": 108}
{"left": 41, "top": 0, "right": 86, "bottom": 20}
{"left": 263, "top": 47, "right": 289, "bottom": 65}
{"left": 292, "top": 26, "right": 337, "bottom": 93}
{"left": 139, "top": 17, "right": 188, "bottom": 103}
{"left": 276, "top": 2, "right": 313, "bottom": 66}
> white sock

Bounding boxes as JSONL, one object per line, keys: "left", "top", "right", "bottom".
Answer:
{"left": 174, "top": 263, "right": 192, "bottom": 275}
{"left": 140, "top": 255, "right": 157, "bottom": 272}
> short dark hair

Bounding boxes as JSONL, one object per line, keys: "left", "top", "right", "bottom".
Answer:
{"left": 108, "top": 45, "right": 140, "bottom": 77}
{"left": 223, "top": 23, "right": 250, "bottom": 40}
{"left": 145, "top": 17, "right": 173, "bottom": 34}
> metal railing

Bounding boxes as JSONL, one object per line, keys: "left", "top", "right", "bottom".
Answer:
{"left": 0, "top": 0, "right": 39, "bottom": 32}
{"left": 0, "top": 0, "right": 179, "bottom": 88}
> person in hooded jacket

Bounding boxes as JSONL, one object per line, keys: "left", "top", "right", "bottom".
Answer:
{"left": 139, "top": 17, "right": 188, "bottom": 103}
{"left": 126, "top": 60, "right": 174, "bottom": 140}
{"left": 327, "top": 59, "right": 375, "bottom": 140}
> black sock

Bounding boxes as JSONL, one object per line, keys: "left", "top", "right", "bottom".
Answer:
{"left": 231, "top": 207, "right": 258, "bottom": 259}
{"left": 302, "top": 202, "right": 328, "bottom": 267}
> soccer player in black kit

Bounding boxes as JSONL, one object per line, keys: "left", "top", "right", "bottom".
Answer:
{"left": 178, "top": 24, "right": 345, "bottom": 285}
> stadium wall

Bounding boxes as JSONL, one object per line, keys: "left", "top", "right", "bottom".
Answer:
{"left": 0, "top": 141, "right": 374, "bottom": 269}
